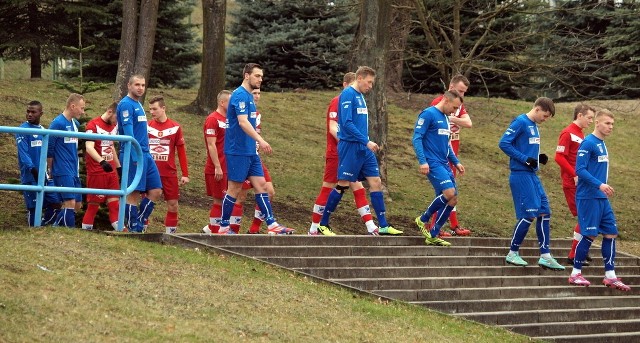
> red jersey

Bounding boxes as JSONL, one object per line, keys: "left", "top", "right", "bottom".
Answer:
{"left": 555, "top": 122, "right": 584, "bottom": 188}
{"left": 148, "top": 118, "right": 187, "bottom": 177}
{"left": 204, "top": 111, "right": 227, "bottom": 174}
{"left": 431, "top": 94, "right": 469, "bottom": 142}
{"left": 325, "top": 96, "right": 339, "bottom": 159}
{"left": 84, "top": 116, "right": 118, "bottom": 175}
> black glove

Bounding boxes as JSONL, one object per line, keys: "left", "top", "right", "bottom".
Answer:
{"left": 117, "top": 167, "right": 122, "bottom": 178}
{"left": 30, "top": 167, "right": 38, "bottom": 180}
{"left": 539, "top": 153, "right": 548, "bottom": 165}
{"left": 525, "top": 157, "right": 538, "bottom": 170}
{"left": 100, "top": 160, "right": 114, "bottom": 173}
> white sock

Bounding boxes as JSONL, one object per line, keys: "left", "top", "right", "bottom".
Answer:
{"left": 605, "top": 270, "right": 617, "bottom": 279}
{"left": 365, "top": 220, "right": 377, "bottom": 232}
{"left": 309, "top": 223, "right": 319, "bottom": 233}
{"left": 540, "top": 253, "right": 552, "bottom": 259}
{"left": 571, "top": 268, "right": 581, "bottom": 277}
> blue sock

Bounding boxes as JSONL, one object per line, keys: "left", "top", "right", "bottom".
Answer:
{"left": 574, "top": 236, "right": 593, "bottom": 269}
{"left": 602, "top": 237, "right": 616, "bottom": 272}
{"left": 420, "top": 194, "right": 447, "bottom": 222}
{"left": 369, "top": 191, "right": 388, "bottom": 228}
{"left": 430, "top": 205, "right": 455, "bottom": 237}
{"left": 54, "top": 208, "right": 75, "bottom": 228}
{"left": 42, "top": 207, "right": 57, "bottom": 226}
{"left": 137, "top": 197, "right": 155, "bottom": 223}
{"left": 220, "top": 194, "right": 236, "bottom": 227}
{"left": 27, "top": 208, "right": 36, "bottom": 227}
{"left": 320, "top": 189, "right": 343, "bottom": 226}
{"left": 509, "top": 218, "right": 532, "bottom": 252}
{"left": 535, "top": 215, "right": 551, "bottom": 254}
{"left": 125, "top": 204, "right": 142, "bottom": 232}
{"left": 255, "top": 193, "right": 276, "bottom": 226}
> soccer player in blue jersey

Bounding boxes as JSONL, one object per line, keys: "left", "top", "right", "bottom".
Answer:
{"left": 116, "top": 74, "right": 163, "bottom": 233}
{"left": 217, "top": 63, "right": 293, "bottom": 235}
{"left": 568, "top": 109, "right": 630, "bottom": 291}
{"left": 47, "top": 94, "right": 85, "bottom": 228}
{"left": 499, "top": 97, "right": 564, "bottom": 270}
{"left": 16, "top": 101, "right": 61, "bottom": 226}
{"left": 413, "top": 91, "right": 465, "bottom": 246}
{"left": 318, "top": 66, "right": 400, "bottom": 235}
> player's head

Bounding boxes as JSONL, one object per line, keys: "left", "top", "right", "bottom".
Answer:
{"left": 252, "top": 88, "right": 261, "bottom": 104}
{"left": 573, "top": 103, "right": 595, "bottom": 128}
{"left": 26, "top": 100, "right": 43, "bottom": 125}
{"left": 127, "top": 74, "right": 146, "bottom": 100}
{"left": 243, "top": 63, "right": 263, "bottom": 90}
{"left": 448, "top": 74, "right": 469, "bottom": 97}
{"left": 103, "top": 102, "right": 118, "bottom": 124}
{"left": 342, "top": 72, "right": 356, "bottom": 88}
{"left": 65, "top": 93, "right": 85, "bottom": 119}
{"left": 531, "top": 97, "right": 555, "bottom": 124}
{"left": 440, "top": 90, "right": 463, "bottom": 115}
{"left": 148, "top": 95, "right": 167, "bottom": 122}
{"left": 594, "top": 108, "right": 615, "bottom": 138}
{"left": 354, "top": 66, "right": 376, "bottom": 94}
{"left": 217, "top": 90, "right": 231, "bottom": 113}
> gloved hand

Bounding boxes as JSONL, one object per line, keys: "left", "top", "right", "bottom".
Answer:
{"left": 100, "top": 160, "right": 114, "bottom": 173}
{"left": 539, "top": 153, "right": 549, "bottom": 165}
{"left": 30, "top": 167, "right": 38, "bottom": 180}
{"left": 525, "top": 157, "right": 538, "bottom": 170}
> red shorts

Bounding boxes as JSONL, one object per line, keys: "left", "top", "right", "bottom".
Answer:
{"left": 242, "top": 163, "right": 271, "bottom": 189}
{"left": 562, "top": 186, "right": 577, "bottom": 217}
{"left": 86, "top": 173, "right": 120, "bottom": 203}
{"left": 205, "top": 172, "right": 227, "bottom": 199}
{"left": 161, "top": 175, "right": 180, "bottom": 201}
{"left": 323, "top": 156, "right": 339, "bottom": 183}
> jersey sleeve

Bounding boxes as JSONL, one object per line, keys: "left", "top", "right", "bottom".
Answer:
{"left": 16, "top": 133, "right": 34, "bottom": 171}
{"left": 412, "top": 112, "right": 429, "bottom": 165}
{"left": 554, "top": 131, "right": 575, "bottom": 177}
{"left": 47, "top": 120, "right": 61, "bottom": 158}
{"left": 328, "top": 98, "right": 338, "bottom": 123}
{"left": 498, "top": 119, "right": 527, "bottom": 163}
{"left": 575, "top": 141, "right": 602, "bottom": 189}
{"left": 447, "top": 142, "right": 460, "bottom": 166}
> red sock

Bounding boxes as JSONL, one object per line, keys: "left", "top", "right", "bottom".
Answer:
{"left": 209, "top": 203, "right": 222, "bottom": 233}
{"left": 569, "top": 223, "right": 580, "bottom": 259}
{"left": 353, "top": 188, "right": 373, "bottom": 223}
{"left": 230, "top": 204, "right": 243, "bottom": 234}
{"left": 449, "top": 209, "right": 459, "bottom": 228}
{"left": 249, "top": 205, "right": 263, "bottom": 233}
{"left": 107, "top": 200, "right": 120, "bottom": 229}
{"left": 165, "top": 211, "right": 178, "bottom": 228}
{"left": 312, "top": 186, "right": 333, "bottom": 224}
{"left": 82, "top": 203, "right": 100, "bottom": 228}
{"left": 429, "top": 212, "right": 438, "bottom": 229}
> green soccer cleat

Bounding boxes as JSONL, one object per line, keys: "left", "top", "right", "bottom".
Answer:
{"left": 506, "top": 252, "right": 528, "bottom": 266}
{"left": 425, "top": 236, "right": 451, "bottom": 246}
{"left": 317, "top": 225, "right": 337, "bottom": 236}
{"left": 378, "top": 226, "right": 403, "bottom": 235}
{"left": 538, "top": 257, "right": 566, "bottom": 271}
{"left": 415, "top": 216, "right": 431, "bottom": 238}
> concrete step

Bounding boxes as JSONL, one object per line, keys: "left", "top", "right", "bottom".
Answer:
{"left": 533, "top": 331, "right": 640, "bottom": 343}
{"left": 458, "top": 307, "right": 640, "bottom": 325}
{"left": 503, "top": 318, "right": 640, "bottom": 337}
{"left": 416, "top": 296, "right": 640, "bottom": 313}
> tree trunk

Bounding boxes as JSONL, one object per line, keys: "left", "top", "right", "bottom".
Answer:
{"left": 30, "top": 46, "right": 42, "bottom": 79}
{"left": 386, "top": 0, "right": 412, "bottom": 92}
{"left": 133, "top": 0, "right": 159, "bottom": 104}
{"left": 192, "top": 0, "right": 227, "bottom": 115}
{"left": 113, "top": 0, "right": 138, "bottom": 100}
{"left": 350, "top": 0, "right": 392, "bottom": 191}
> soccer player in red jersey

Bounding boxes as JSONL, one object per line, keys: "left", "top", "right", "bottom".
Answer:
{"left": 428, "top": 75, "right": 472, "bottom": 237}
{"left": 82, "top": 102, "right": 121, "bottom": 230}
{"left": 203, "top": 90, "right": 231, "bottom": 234}
{"left": 147, "top": 96, "right": 190, "bottom": 233}
{"left": 555, "top": 104, "right": 595, "bottom": 265}
{"left": 308, "top": 72, "right": 401, "bottom": 235}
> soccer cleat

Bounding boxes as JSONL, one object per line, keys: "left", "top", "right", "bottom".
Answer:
{"left": 368, "top": 229, "right": 380, "bottom": 236}
{"left": 538, "top": 257, "right": 566, "bottom": 271}
{"left": 425, "top": 236, "right": 451, "bottom": 246}
{"left": 566, "top": 257, "right": 589, "bottom": 267}
{"left": 568, "top": 273, "right": 591, "bottom": 287}
{"left": 378, "top": 226, "right": 403, "bottom": 235}
{"left": 318, "top": 225, "right": 337, "bottom": 236}
{"left": 437, "top": 230, "right": 452, "bottom": 238}
{"left": 506, "top": 252, "right": 528, "bottom": 266}
{"left": 268, "top": 224, "right": 295, "bottom": 235}
{"left": 603, "top": 277, "right": 631, "bottom": 291}
{"left": 415, "top": 216, "right": 431, "bottom": 238}
{"left": 202, "top": 225, "right": 212, "bottom": 234}
{"left": 166, "top": 227, "right": 177, "bottom": 234}
{"left": 246, "top": 230, "right": 260, "bottom": 234}
{"left": 308, "top": 230, "right": 320, "bottom": 236}
{"left": 450, "top": 226, "right": 471, "bottom": 236}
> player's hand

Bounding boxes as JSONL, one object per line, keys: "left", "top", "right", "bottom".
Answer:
{"left": 258, "top": 139, "right": 272, "bottom": 154}
{"left": 30, "top": 167, "right": 39, "bottom": 180}
{"left": 525, "top": 157, "right": 538, "bottom": 170}
{"left": 214, "top": 166, "right": 223, "bottom": 181}
{"left": 455, "top": 163, "right": 465, "bottom": 176}
{"left": 180, "top": 176, "right": 190, "bottom": 186}
{"left": 539, "top": 153, "right": 549, "bottom": 165}
{"left": 600, "top": 183, "right": 614, "bottom": 197}
{"left": 366, "top": 141, "right": 379, "bottom": 152}
{"left": 419, "top": 163, "right": 430, "bottom": 175}
{"left": 100, "top": 160, "right": 114, "bottom": 173}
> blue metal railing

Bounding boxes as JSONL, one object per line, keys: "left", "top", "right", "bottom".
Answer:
{"left": 0, "top": 126, "right": 144, "bottom": 231}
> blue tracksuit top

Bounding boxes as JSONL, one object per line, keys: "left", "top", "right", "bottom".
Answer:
{"left": 576, "top": 134, "right": 609, "bottom": 199}
{"left": 225, "top": 86, "right": 258, "bottom": 156}
{"left": 412, "top": 106, "right": 459, "bottom": 166}
{"left": 47, "top": 114, "right": 80, "bottom": 177}
{"left": 16, "top": 122, "right": 44, "bottom": 182}
{"left": 499, "top": 114, "right": 541, "bottom": 172}
{"left": 117, "top": 95, "right": 149, "bottom": 152}
{"left": 337, "top": 85, "right": 369, "bottom": 145}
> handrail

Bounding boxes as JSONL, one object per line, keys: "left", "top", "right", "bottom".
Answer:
{"left": 0, "top": 126, "right": 144, "bottom": 231}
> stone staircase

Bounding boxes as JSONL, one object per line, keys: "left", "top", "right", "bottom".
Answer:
{"left": 148, "top": 234, "right": 640, "bottom": 342}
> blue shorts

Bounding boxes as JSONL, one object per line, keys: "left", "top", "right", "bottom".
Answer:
{"left": 427, "top": 163, "right": 457, "bottom": 195}
{"left": 23, "top": 179, "right": 62, "bottom": 208}
{"left": 124, "top": 152, "right": 162, "bottom": 192}
{"left": 337, "top": 141, "right": 379, "bottom": 182}
{"left": 509, "top": 171, "right": 550, "bottom": 219}
{"left": 53, "top": 175, "right": 83, "bottom": 202}
{"left": 577, "top": 198, "right": 617, "bottom": 236}
{"left": 227, "top": 154, "right": 264, "bottom": 183}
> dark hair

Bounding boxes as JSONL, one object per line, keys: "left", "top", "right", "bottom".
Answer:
{"left": 243, "top": 63, "right": 262, "bottom": 76}
{"left": 444, "top": 90, "right": 464, "bottom": 103}
{"left": 450, "top": 74, "right": 470, "bottom": 88}
{"left": 28, "top": 100, "right": 42, "bottom": 108}
{"left": 343, "top": 72, "right": 356, "bottom": 84}
{"left": 573, "top": 103, "right": 595, "bottom": 120}
{"left": 355, "top": 66, "right": 376, "bottom": 78}
{"left": 534, "top": 97, "right": 555, "bottom": 117}
{"left": 149, "top": 95, "right": 165, "bottom": 107}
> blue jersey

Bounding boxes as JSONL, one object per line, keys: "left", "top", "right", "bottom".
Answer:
{"left": 499, "top": 114, "right": 541, "bottom": 172}
{"left": 47, "top": 114, "right": 79, "bottom": 177}
{"left": 16, "top": 122, "right": 44, "bottom": 183}
{"left": 117, "top": 95, "right": 149, "bottom": 152}
{"left": 337, "top": 86, "right": 369, "bottom": 145}
{"left": 576, "top": 134, "right": 609, "bottom": 199}
{"left": 225, "top": 86, "right": 258, "bottom": 156}
{"left": 412, "top": 106, "right": 459, "bottom": 166}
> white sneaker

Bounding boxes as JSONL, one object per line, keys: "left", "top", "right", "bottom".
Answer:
{"left": 202, "top": 225, "right": 212, "bottom": 234}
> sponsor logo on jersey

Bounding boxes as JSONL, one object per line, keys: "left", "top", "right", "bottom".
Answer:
{"left": 86, "top": 129, "right": 93, "bottom": 134}
{"left": 329, "top": 111, "right": 337, "bottom": 119}
{"left": 239, "top": 101, "right": 246, "bottom": 111}
{"left": 64, "top": 137, "right": 78, "bottom": 143}
{"left": 206, "top": 128, "right": 215, "bottom": 135}
{"left": 152, "top": 146, "right": 167, "bottom": 153}
{"left": 356, "top": 107, "right": 368, "bottom": 114}
{"left": 597, "top": 144, "right": 604, "bottom": 154}
{"left": 598, "top": 155, "right": 608, "bottom": 162}
{"left": 570, "top": 133, "right": 583, "bottom": 143}
{"left": 250, "top": 111, "right": 257, "bottom": 118}
{"left": 138, "top": 115, "right": 147, "bottom": 122}
{"left": 101, "top": 140, "right": 113, "bottom": 146}
{"left": 149, "top": 138, "right": 161, "bottom": 145}
{"left": 123, "top": 110, "right": 129, "bottom": 118}
{"left": 417, "top": 118, "right": 425, "bottom": 126}
{"left": 30, "top": 140, "right": 42, "bottom": 147}
{"left": 152, "top": 154, "right": 169, "bottom": 161}
{"left": 528, "top": 126, "right": 536, "bottom": 135}
{"left": 556, "top": 145, "right": 566, "bottom": 152}
{"left": 529, "top": 137, "right": 540, "bottom": 144}
{"left": 438, "top": 128, "right": 450, "bottom": 135}
{"left": 439, "top": 180, "right": 452, "bottom": 185}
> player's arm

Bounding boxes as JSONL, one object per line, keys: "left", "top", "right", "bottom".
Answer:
{"left": 338, "top": 102, "right": 369, "bottom": 145}
{"left": 449, "top": 113, "right": 472, "bottom": 128}
{"left": 498, "top": 122, "right": 528, "bottom": 163}
{"left": 238, "top": 114, "right": 272, "bottom": 154}
{"left": 16, "top": 134, "right": 35, "bottom": 171}
{"left": 411, "top": 113, "right": 429, "bottom": 175}
{"left": 85, "top": 140, "right": 103, "bottom": 164}
{"left": 176, "top": 143, "right": 189, "bottom": 185}
{"left": 206, "top": 136, "right": 223, "bottom": 180}
{"left": 328, "top": 120, "right": 338, "bottom": 141}
{"left": 575, "top": 143, "right": 604, "bottom": 189}
{"left": 447, "top": 142, "right": 460, "bottom": 166}
{"left": 554, "top": 132, "right": 575, "bottom": 176}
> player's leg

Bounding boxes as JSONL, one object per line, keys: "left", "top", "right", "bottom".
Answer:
{"left": 161, "top": 175, "right": 180, "bottom": 234}
{"left": 563, "top": 186, "right": 584, "bottom": 264}
{"left": 230, "top": 186, "right": 248, "bottom": 234}
{"left": 415, "top": 165, "right": 454, "bottom": 239}
{"left": 534, "top": 181, "right": 564, "bottom": 270}
{"left": 249, "top": 164, "right": 273, "bottom": 234}
{"left": 505, "top": 173, "right": 535, "bottom": 266}
{"left": 205, "top": 172, "right": 225, "bottom": 234}
{"left": 137, "top": 154, "right": 163, "bottom": 231}
{"left": 42, "top": 182, "right": 62, "bottom": 226}
{"left": 123, "top": 154, "right": 146, "bottom": 232}
{"left": 350, "top": 182, "right": 377, "bottom": 234}
{"left": 362, "top": 150, "right": 401, "bottom": 235}
{"left": 310, "top": 156, "right": 338, "bottom": 234}
{"left": 320, "top": 142, "right": 360, "bottom": 231}
{"left": 249, "top": 157, "right": 293, "bottom": 235}
{"left": 598, "top": 200, "right": 629, "bottom": 290}
{"left": 218, "top": 155, "right": 251, "bottom": 234}
{"left": 53, "top": 175, "right": 79, "bottom": 228}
